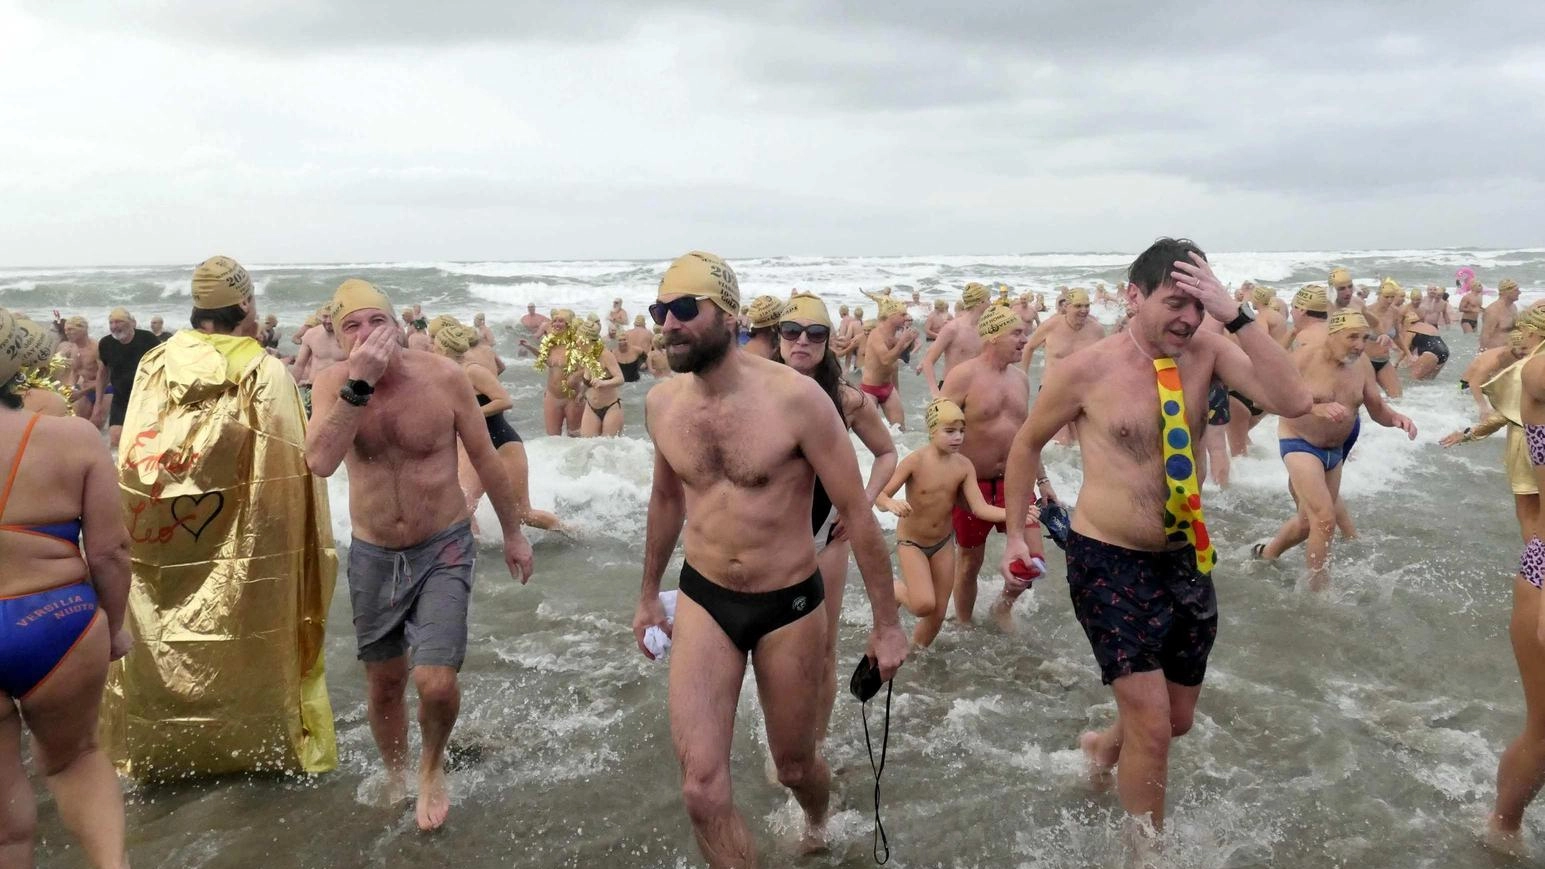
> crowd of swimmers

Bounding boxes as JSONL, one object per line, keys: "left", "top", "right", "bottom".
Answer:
{"left": 1, "top": 244, "right": 1542, "bottom": 868}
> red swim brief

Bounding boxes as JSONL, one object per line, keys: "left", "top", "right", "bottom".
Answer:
{"left": 859, "top": 382, "right": 894, "bottom": 404}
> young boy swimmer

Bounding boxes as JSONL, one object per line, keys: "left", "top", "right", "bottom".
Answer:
{"left": 877, "top": 398, "right": 1042, "bottom": 646}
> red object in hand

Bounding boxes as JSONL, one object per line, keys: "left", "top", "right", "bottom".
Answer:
{"left": 1009, "top": 556, "right": 1045, "bottom": 581}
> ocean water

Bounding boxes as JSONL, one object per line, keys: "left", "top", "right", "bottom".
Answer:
{"left": 18, "top": 250, "right": 1543, "bottom": 868}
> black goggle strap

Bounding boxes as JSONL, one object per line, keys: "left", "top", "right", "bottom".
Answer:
{"left": 861, "top": 679, "right": 893, "bottom": 864}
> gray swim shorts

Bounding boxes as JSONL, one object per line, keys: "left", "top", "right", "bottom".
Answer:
{"left": 347, "top": 520, "right": 476, "bottom": 670}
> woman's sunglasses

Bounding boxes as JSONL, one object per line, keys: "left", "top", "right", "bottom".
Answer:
{"left": 649, "top": 296, "right": 710, "bottom": 325}
{"left": 778, "top": 322, "right": 830, "bottom": 342}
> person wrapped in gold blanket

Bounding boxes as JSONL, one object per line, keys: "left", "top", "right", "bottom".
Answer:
{"left": 101, "top": 255, "right": 337, "bottom": 778}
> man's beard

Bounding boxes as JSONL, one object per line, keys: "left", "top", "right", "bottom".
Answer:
{"left": 667, "top": 325, "right": 732, "bottom": 374}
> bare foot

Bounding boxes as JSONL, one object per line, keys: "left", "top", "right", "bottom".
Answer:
{"left": 989, "top": 595, "right": 1017, "bottom": 633}
{"left": 1079, "top": 731, "right": 1116, "bottom": 791}
{"left": 1483, "top": 818, "right": 1528, "bottom": 859}
{"left": 798, "top": 821, "right": 830, "bottom": 855}
{"left": 385, "top": 769, "right": 408, "bottom": 806}
{"left": 416, "top": 767, "right": 450, "bottom": 831}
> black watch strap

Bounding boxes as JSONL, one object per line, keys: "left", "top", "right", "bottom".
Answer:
{"left": 1225, "top": 306, "right": 1254, "bottom": 333}
{"left": 346, "top": 378, "right": 375, "bottom": 395}
{"left": 339, "top": 383, "right": 371, "bottom": 406}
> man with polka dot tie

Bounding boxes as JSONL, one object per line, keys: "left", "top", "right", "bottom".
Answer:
{"left": 997, "top": 238, "right": 1311, "bottom": 850}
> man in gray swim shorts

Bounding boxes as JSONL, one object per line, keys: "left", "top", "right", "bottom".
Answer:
{"left": 347, "top": 520, "right": 477, "bottom": 668}
{"left": 306, "top": 278, "right": 534, "bottom": 831}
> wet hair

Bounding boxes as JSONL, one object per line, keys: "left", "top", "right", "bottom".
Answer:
{"left": 1128, "top": 238, "right": 1207, "bottom": 297}
{"left": 749, "top": 325, "right": 777, "bottom": 341}
{"left": 1302, "top": 310, "right": 1328, "bottom": 320}
{"left": 771, "top": 343, "right": 851, "bottom": 426}
{"left": 190, "top": 303, "right": 247, "bottom": 333}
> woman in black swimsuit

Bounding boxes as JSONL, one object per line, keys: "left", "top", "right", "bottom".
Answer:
{"left": 433, "top": 326, "right": 565, "bottom": 532}
{"left": 1398, "top": 309, "right": 1450, "bottom": 381}
{"left": 773, "top": 292, "right": 897, "bottom": 744}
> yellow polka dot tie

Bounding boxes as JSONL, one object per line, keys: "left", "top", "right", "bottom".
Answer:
{"left": 1154, "top": 358, "right": 1214, "bottom": 575}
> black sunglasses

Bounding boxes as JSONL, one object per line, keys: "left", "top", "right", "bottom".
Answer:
{"left": 778, "top": 322, "right": 831, "bottom": 342}
{"left": 649, "top": 296, "right": 709, "bottom": 325}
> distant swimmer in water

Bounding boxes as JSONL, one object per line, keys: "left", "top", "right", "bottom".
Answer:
{"left": 1486, "top": 344, "right": 1545, "bottom": 858}
{"left": 1001, "top": 239, "right": 1311, "bottom": 847}
{"left": 940, "top": 304, "right": 1049, "bottom": 631}
{"left": 431, "top": 324, "right": 566, "bottom": 534}
{"left": 1253, "top": 311, "right": 1415, "bottom": 591}
{"left": 1363, "top": 280, "right": 1405, "bottom": 399}
{"left": 1483, "top": 279, "right": 1522, "bottom": 351}
{"left": 1224, "top": 285, "right": 1293, "bottom": 457}
{"left": 772, "top": 291, "right": 897, "bottom": 746}
{"left": 403, "top": 308, "right": 431, "bottom": 351}
{"left": 923, "top": 298, "right": 952, "bottom": 342}
{"left": 571, "top": 318, "right": 625, "bottom": 437}
{"left": 860, "top": 297, "right": 917, "bottom": 429}
{"left": 615, "top": 314, "right": 651, "bottom": 382}
{"left": 1020, "top": 287, "right": 1104, "bottom": 446}
{"left": 879, "top": 398, "right": 1036, "bottom": 647}
{"left": 921, "top": 282, "right": 990, "bottom": 397}
{"left": 306, "top": 280, "right": 534, "bottom": 832}
{"left": 1397, "top": 309, "right": 1450, "bottom": 380}
{"left": 294, "top": 305, "right": 348, "bottom": 416}
{"left": 607, "top": 297, "right": 628, "bottom": 341}
{"left": 742, "top": 295, "right": 782, "bottom": 360}
{"left": 517, "top": 303, "right": 549, "bottom": 357}
{"left": 631, "top": 253, "right": 907, "bottom": 866}
{"left": 647, "top": 330, "right": 671, "bottom": 378}
{"left": 536, "top": 309, "right": 585, "bottom": 437}
{"left": 1458, "top": 275, "right": 1484, "bottom": 333}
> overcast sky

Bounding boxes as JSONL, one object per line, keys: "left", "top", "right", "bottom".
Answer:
{"left": 1, "top": 0, "right": 1541, "bottom": 265}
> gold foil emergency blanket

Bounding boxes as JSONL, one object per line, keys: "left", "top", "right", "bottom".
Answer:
{"left": 101, "top": 331, "right": 338, "bottom": 779}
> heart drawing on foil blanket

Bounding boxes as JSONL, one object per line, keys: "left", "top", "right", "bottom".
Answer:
{"left": 170, "top": 492, "right": 225, "bottom": 541}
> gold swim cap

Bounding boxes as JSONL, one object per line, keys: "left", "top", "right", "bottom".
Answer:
{"left": 191, "top": 255, "right": 254, "bottom": 310}
{"left": 427, "top": 314, "right": 462, "bottom": 337}
{"left": 0, "top": 309, "right": 24, "bottom": 384}
{"left": 781, "top": 291, "right": 833, "bottom": 328}
{"left": 578, "top": 317, "right": 602, "bottom": 340}
{"left": 1379, "top": 277, "right": 1402, "bottom": 298}
{"left": 961, "top": 282, "right": 989, "bottom": 308}
{"left": 977, "top": 304, "right": 1021, "bottom": 340}
{"left": 658, "top": 251, "right": 739, "bottom": 315}
{"left": 925, "top": 397, "right": 966, "bottom": 433}
{"left": 1328, "top": 310, "right": 1369, "bottom": 335}
{"left": 15, "top": 318, "right": 55, "bottom": 368}
{"left": 65, "top": 315, "right": 87, "bottom": 330}
{"left": 934, "top": 299, "right": 948, "bottom": 311}
{"left": 304, "top": 314, "right": 318, "bottom": 328}
{"left": 1293, "top": 285, "right": 1330, "bottom": 313}
{"left": 1517, "top": 306, "right": 1545, "bottom": 335}
{"left": 878, "top": 297, "right": 908, "bottom": 319}
{"left": 1328, "top": 267, "right": 1352, "bottom": 289}
{"left": 1067, "top": 289, "right": 1091, "bottom": 306}
{"left": 1500, "top": 278, "right": 1520, "bottom": 292}
{"left": 108, "top": 307, "right": 132, "bottom": 324}
{"left": 634, "top": 314, "right": 645, "bottom": 327}
{"left": 330, "top": 278, "right": 394, "bottom": 326}
{"left": 1250, "top": 284, "right": 1274, "bottom": 307}
{"left": 746, "top": 295, "right": 784, "bottom": 329}
{"left": 1510, "top": 329, "right": 1528, "bottom": 351}
{"left": 838, "top": 304, "right": 850, "bottom": 316}
{"left": 434, "top": 324, "right": 474, "bottom": 356}
{"left": 1408, "top": 289, "right": 1422, "bottom": 303}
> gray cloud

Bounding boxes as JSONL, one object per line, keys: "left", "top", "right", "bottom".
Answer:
{"left": 4, "top": 1, "right": 1545, "bottom": 263}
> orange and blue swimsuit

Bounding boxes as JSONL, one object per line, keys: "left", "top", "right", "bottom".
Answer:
{"left": 0, "top": 412, "right": 99, "bottom": 699}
